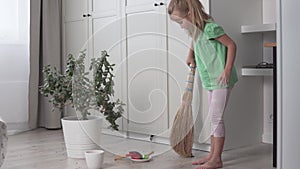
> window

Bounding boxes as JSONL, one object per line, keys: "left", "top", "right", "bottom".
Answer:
{"left": 0, "top": 0, "right": 29, "bottom": 43}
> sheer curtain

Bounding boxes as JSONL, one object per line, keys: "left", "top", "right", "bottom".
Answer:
{"left": 0, "top": 0, "right": 30, "bottom": 134}
{"left": 28, "top": 0, "right": 63, "bottom": 129}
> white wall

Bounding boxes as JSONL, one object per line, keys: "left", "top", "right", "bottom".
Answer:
{"left": 278, "top": 0, "right": 300, "bottom": 168}
{"left": 263, "top": 0, "right": 276, "bottom": 24}
{"left": 0, "top": 0, "right": 30, "bottom": 133}
{"left": 210, "top": 0, "right": 264, "bottom": 149}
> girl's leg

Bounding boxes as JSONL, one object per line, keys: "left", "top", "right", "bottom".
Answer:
{"left": 193, "top": 91, "right": 214, "bottom": 165}
{"left": 192, "top": 136, "right": 214, "bottom": 165}
{"left": 197, "top": 87, "right": 232, "bottom": 169}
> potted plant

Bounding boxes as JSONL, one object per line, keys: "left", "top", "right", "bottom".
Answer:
{"left": 40, "top": 50, "right": 124, "bottom": 158}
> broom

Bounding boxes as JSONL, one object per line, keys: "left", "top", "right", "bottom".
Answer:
{"left": 170, "top": 65, "right": 195, "bottom": 157}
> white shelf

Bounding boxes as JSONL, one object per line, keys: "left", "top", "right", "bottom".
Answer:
{"left": 241, "top": 23, "right": 276, "bottom": 33}
{"left": 241, "top": 68, "right": 273, "bottom": 76}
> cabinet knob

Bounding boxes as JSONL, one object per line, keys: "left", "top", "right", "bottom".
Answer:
{"left": 160, "top": 2, "right": 165, "bottom": 6}
{"left": 154, "top": 3, "right": 158, "bottom": 6}
{"left": 83, "top": 14, "right": 87, "bottom": 17}
{"left": 87, "top": 14, "right": 91, "bottom": 17}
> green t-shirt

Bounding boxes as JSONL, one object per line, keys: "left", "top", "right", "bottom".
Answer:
{"left": 194, "top": 22, "right": 238, "bottom": 90}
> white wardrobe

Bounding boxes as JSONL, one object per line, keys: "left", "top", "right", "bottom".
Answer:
{"left": 62, "top": 0, "right": 273, "bottom": 150}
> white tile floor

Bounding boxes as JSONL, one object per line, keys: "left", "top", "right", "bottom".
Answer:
{"left": 2, "top": 128, "right": 274, "bottom": 169}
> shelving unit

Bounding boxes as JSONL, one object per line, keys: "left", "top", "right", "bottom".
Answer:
{"left": 241, "top": 23, "right": 276, "bottom": 33}
{"left": 241, "top": 67, "right": 273, "bottom": 76}
{"left": 240, "top": 24, "right": 276, "bottom": 76}
{"left": 241, "top": 23, "right": 275, "bottom": 80}
{"left": 240, "top": 1, "right": 277, "bottom": 164}
{"left": 264, "top": 42, "right": 277, "bottom": 168}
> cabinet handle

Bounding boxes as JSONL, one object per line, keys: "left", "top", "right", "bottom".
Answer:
{"left": 83, "top": 14, "right": 87, "bottom": 17}
{"left": 154, "top": 3, "right": 158, "bottom": 6}
{"left": 160, "top": 2, "right": 165, "bottom": 6}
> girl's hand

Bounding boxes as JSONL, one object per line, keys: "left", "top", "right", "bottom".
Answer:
{"left": 187, "top": 42, "right": 196, "bottom": 67}
{"left": 217, "top": 69, "right": 231, "bottom": 86}
{"left": 186, "top": 57, "right": 196, "bottom": 67}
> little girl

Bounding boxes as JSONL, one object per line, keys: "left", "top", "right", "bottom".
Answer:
{"left": 168, "top": 0, "right": 238, "bottom": 169}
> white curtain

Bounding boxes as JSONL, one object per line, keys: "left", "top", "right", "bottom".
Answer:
{"left": 0, "top": 0, "right": 30, "bottom": 134}
{"left": 28, "top": 0, "right": 63, "bottom": 129}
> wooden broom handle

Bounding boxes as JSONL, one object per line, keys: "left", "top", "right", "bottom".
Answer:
{"left": 114, "top": 155, "right": 126, "bottom": 161}
{"left": 189, "top": 64, "right": 196, "bottom": 75}
{"left": 146, "top": 151, "right": 154, "bottom": 156}
{"left": 185, "top": 64, "right": 195, "bottom": 93}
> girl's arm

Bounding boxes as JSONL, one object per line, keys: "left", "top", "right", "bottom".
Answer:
{"left": 187, "top": 42, "right": 196, "bottom": 67}
{"left": 215, "top": 34, "right": 236, "bottom": 72}
{"left": 215, "top": 34, "right": 237, "bottom": 85}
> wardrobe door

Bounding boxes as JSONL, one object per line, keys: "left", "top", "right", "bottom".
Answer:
{"left": 125, "top": 1, "right": 168, "bottom": 135}
{"left": 90, "top": 0, "right": 124, "bottom": 130}
{"left": 64, "top": 0, "right": 88, "bottom": 22}
{"left": 62, "top": 0, "right": 89, "bottom": 118}
{"left": 63, "top": 0, "right": 89, "bottom": 56}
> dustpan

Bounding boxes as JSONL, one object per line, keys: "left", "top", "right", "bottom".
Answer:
{"left": 170, "top": 65, "right": 195, "bottom": 157}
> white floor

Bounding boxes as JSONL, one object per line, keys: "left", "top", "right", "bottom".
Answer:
{"left": 2, "top": 128, "right": 274, "bottom": 169}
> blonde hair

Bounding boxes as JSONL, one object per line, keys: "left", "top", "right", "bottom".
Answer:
{"left": 168, "top": 0, "right": 211, "bottom": 33}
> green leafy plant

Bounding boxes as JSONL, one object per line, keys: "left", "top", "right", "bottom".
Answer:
{"left": 72, "top": 51, "right": 95, "bottom": 120}
{"left": 90, "top": 51, "right": 125, "bottom": 130}
{"left": 39, "top": 54, "right": 75, "bottom": 115}
{"left": 39, "top": 50, "right": 124, "bottom": 130}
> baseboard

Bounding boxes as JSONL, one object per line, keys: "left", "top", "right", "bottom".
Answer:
{"left": 102, "top": 130, "right": 211, "bottom": 152}
{"left": 102, "top": 128, "right": 127, "bottom": 138}
{"left": 193, "top": 143, "right": 211, "bottom": 152}
{"left": 262, "top": 133, "right": 273, "bottom": 144}
{"left": 6, "top": 122, "right": 30, "bottom": 135}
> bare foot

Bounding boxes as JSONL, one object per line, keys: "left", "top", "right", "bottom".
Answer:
{"left": 196, "top": 160, "right": 223, "bottom": 169}
{"left": 192, "top": 155, "right": 211, "bottom": 165}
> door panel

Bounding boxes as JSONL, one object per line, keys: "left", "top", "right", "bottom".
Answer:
{"left": 126, "top": 6, "right": 168, "bottom": 135}
{"left": 127, "top": 0, "right": 157, "bottom": 7}
{"left": 91, "top": 0, "right": 118, "bottom": 17}
{"left": 63, "top": 0, "right": 88, "bottom": 22}
{"left": 92, "top": 16, "right": 123, "bottom": 128}
{"left": 64, "top": 20, "right": 89, "bottom": 57}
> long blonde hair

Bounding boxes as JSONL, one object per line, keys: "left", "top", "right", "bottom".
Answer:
{"left": 168, "top": 0, "right": 211, "bottom": 37}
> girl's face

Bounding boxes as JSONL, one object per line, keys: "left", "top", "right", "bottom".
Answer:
{"left": 170, "top": 9, "right": 192, "bottom": 30}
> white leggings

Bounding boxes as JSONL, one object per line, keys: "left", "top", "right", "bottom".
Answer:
{"left": 208, "top": 87, "right": 232, "bottom": 137}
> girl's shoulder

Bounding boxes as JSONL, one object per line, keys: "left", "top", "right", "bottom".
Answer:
{"left": 204, "top": 21, "right": 225, "bottom": 39}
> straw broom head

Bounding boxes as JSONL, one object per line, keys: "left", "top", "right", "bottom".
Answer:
{"left": 170, "top": 66, "right": 195, "bottom": 157}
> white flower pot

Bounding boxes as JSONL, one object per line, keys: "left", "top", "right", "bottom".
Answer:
{"left": 61, "top": 116, "right": 103, "bottom": 158}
